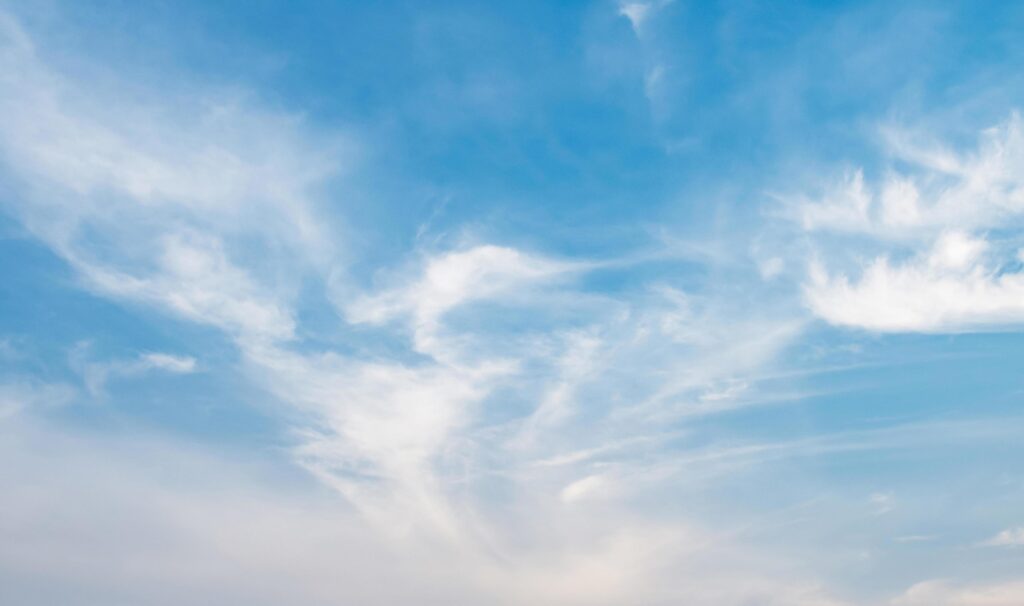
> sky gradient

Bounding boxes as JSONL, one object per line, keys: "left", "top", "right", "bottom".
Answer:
{"left": 2, "top": 1, "right": 1024, "bottom": 604}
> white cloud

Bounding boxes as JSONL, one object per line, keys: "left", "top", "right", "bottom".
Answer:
{"left": 560, "top": 473, "right": 615, "bottom": 504}
{"left": 139, "top": 353, "right": 198, "bottom": 374}
{"left": 0, "top": 12, "right": 343, "bottom": 344}
{"left": 979, "top": 527, "right": 1024, "bottom": 548}
{"left": 759, "top": 256, "right": 786, "bottom": 280}
{"left": 791, "top": 115, "right": 1024, "bottom": 332}
{"left": 514, "top": 329, "right": 603, "bottom": 446}
{"left": 267, "top": 353, "right": 509, "bottom": 540}
{"left": 644, "top": 63, "right": 666, "bottom": 102}
{"left": 70, "top": 345, "right": 197, "bottom": 396}
{"left": 345, "top": 244, "right": 577, "bottom": 359}
{"left": 0, "top": 15, "right": 341, "bottom": 244}
{"left": 795, "top": 115, "right": 1024, "bottom": 238}
{"left": 619, "top": 3, "right": 653, "bottom": 35}
{"left": 248, "top": 262, "right": 804, "bottom": 555}
{"left": 614, "top": 0, "right": 676, "bottom": 117}
{"left": 79, "top": 232, "right": 297, "bottom": 341}
{"left": 805, "top": 231, "right": 1024, "bottom": 332}
{"left": 618, "top": 1, "right": 674, "bottom": 37}
{"left": 347, "top": 245, "right": 572, "bottom": 326}
{"left": 797, "top": 169, "right": 875, "bottom": 233}
{"left": 892, "top": 580, "right": 1024, "bottom": 606}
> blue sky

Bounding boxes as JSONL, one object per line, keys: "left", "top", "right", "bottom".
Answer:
{"left": 3, "top": 1, "right": 1024, "bottom": 604}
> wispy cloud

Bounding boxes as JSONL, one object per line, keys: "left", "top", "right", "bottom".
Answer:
{"left": 70, "top": 344, "right": 196, "bottom": 396}
{"left": 618, "top": 0, "right": 674, "bottom": 38}
{"left": 0, "top": 12, "right": 825, "bottom": 597}
{"left": 0, "top": 379, "right": 74, "bottom": 420}
{"left": 979, "top": 526, "right": 1024, "bottom": 548}
{"left": 0, "top": 11, "right": 345, "bottom": 345}
{"left": 892, "top": 580, "right": 1024, "bottom": 606}
{"left": 4, "top": 3, "right": 1024, "bottom": 604}
{"left": 344, "top": 244, "right": 580, "bottom": 360}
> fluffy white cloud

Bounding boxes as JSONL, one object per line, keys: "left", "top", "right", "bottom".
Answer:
{"left": 794, "top": 116, "right": 1024, "bottom": 332}
{"left": 805, "top": 231, "right": 1024, "bottom": 332}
